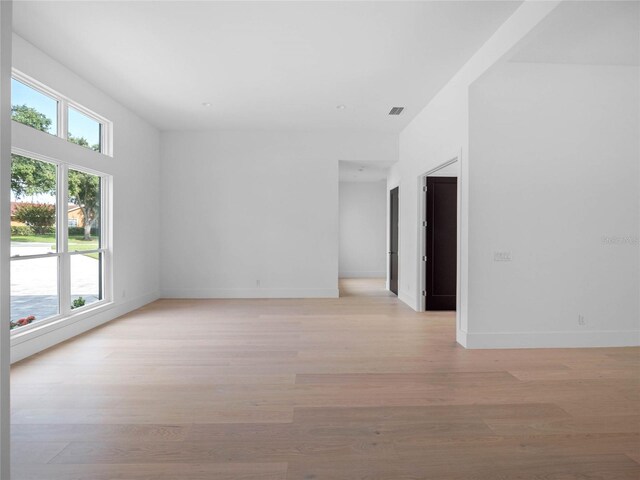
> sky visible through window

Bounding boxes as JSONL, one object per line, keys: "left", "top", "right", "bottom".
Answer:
{"left": 12, "top": 77, "right": 102, "bottom": 148}
{"left": 68, "top": 106, "right": 101, "bottom": 150}
{"left": 11, "top": 78, "right": 57, "bottom": 135}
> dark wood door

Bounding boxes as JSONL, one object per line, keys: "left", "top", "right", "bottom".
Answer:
{"left": 425, "top": 177, "right": 457, "bottom": 310}
{"left": 389, "top": 187, "right": 399, "bottom": 295}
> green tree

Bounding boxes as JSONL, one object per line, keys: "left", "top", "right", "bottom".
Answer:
{"left": 11, "top": 104, "right": 101, "bottom": 240}
{"left": 12, "top": 104, "right": 52, "bottom": 133}
{"left": 68, "top": 170, "right": 100, "bottom": 241}
{"left": 11, "top": 154, "right": 56, "bottom": 197}
{"left": 67, "top": 135, "right": 101, "bottom": 240}
{"left": 68, "top": 133, "right": 100, "bottom": 152}
{"left": 11, "top": 105, "right": 56, "bottom": 198}
{"left": 14, "top": 204, "right": 55, "bottom": 234}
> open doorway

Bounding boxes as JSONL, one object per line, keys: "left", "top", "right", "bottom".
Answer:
{"left": 389, "top": 186, "right": 399, "bottom": 295}
{"left": 338, "top": 160, "right": 395, "bottom": 298}
{"left": 419, "top": 157, "right": 459, "bottom": 311}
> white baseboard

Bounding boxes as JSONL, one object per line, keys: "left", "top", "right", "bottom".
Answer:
{"left": 160, "top": 288, "right": 339, "bottom": 299}
{"left": 398, "top": 291, "right": 418, "bottom": 311}
{"left": 456, "top": 328, "right": 468, "bottom": 348}
{"left": 339, "top": 271, "right": 386, "bottom": 279}
{"left": 11, "top": 291, "right": 159, "bottom": 363}
{"left": 460, "top": 329, "right": 640, "bottom": 349}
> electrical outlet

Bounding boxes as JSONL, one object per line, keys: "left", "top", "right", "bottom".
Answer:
{"left": 493, "top": 251, "right": 512, "bottom": 262}
{"left": 256, "top": 279, "right": 261, "bottom": 287}
{"left": 121, "top": 289, "right": 126, "bottom": 298}
{"left": 578, "top": 314, "right": 586, "bottom": 326}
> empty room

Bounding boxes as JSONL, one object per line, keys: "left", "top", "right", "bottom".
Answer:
{"left": 0, "top": 1, "right": 638, "bottom": 479}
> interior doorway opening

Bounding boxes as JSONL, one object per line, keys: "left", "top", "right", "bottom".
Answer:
{"left": 338, "top": 160, "right": 394, "bottom": 298}
{"left": 389, "top": 186, "right": 399, "bottom": 296}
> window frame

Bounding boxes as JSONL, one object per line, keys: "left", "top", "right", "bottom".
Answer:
{"left": 11, "top": 69, "right": 113, "bottom": 156}
{"left": 9, "top": 147, "right": 112, "bottom": 336}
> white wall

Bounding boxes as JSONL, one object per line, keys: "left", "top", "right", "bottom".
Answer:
{"left": 397, "top": 81, "right": 467, "bottom": 312}
{"left": 395, "top": 0, "right": 639, "bottom": 348}
{"left": 467, "top": 61, "right": 639, "bottom": 347}
{"left": 160, "top": 131, "right": 397, "bottom": 298}
{"left": 339, "top": 181, "right": 387, "bottom": 278}
{"left": 393, "top": 2, "right": 560, "bottom": 345}
{"left": 10, "top": 35, "right": 161, "bottom": 362}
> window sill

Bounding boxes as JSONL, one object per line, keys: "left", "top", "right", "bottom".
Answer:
{"left": 10, "top": 299, "right": 114, "bottom": 347}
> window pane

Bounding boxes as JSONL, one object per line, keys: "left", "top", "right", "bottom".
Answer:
{"left": 11, "top": 257, "right": 59, "bottom": 329}
{"left": 11, "top": 78, "right": 58, "bottom": 135}
{"left": 10, "top": 154, "right": 57, "bottom": 257}
{"left": 71, "top": 252, "right": 102, "bottom": 309}
{"left": 68, "top": 107, "right": 101, "bottom": 152}
{"left": 68, "top": 169, "right": 101, "bottom": 250}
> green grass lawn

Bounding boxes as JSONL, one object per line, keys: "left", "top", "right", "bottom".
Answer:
{"left": 12, "top": 233, "right": 100, "bottom": 259}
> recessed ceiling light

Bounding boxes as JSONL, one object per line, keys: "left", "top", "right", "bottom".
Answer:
{"left": 336, "top": 105, "right": 346, "bottom": 110}
{"left": 202, "top": 102, "right": 212, "bottom": 107}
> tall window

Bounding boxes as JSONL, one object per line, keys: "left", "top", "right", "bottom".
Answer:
{"left": 9, "top": 71, "right": 112, "bottom": 333}
{"left": 10, "top": 153, "right": 109, "bottom": 331}
{"left": 11, "top": 70, "right": 112, "bottom": 156}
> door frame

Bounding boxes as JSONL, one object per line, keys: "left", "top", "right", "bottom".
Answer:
{"left": 417, "top": 153, "right": 462, "bottom": 316}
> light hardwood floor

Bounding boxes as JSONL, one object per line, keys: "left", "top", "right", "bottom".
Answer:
{"left": 10, "top": 279, "right": 640, "bottom": 479}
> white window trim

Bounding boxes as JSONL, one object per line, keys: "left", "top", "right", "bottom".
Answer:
{"left": 11, "top": 69, "right": 113, "bottom": 156}
{"left": 9, "top": 147, "right": 113, "bottom": 340}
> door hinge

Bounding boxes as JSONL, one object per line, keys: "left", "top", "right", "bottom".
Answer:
{"left": 422, "top": 290, "right": 427, "bottom": 297}
{"left": 422, "top": 220, "right": 427, "bottom": 227}
{"left": 423, "top": 185, "right": 428, "bottom": 192}
{"left": 422, "top": 255, "right": 427, "bottom": 262}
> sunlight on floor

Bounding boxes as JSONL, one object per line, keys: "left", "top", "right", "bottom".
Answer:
{"left": 338, "top": 278, "right": 394, "bottom": 297}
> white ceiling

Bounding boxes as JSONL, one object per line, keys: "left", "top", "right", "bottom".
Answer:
{"left": 510, "top": 1, "right": 639, "bottom": 66}
{"left": 13, "top": 1, "right": 521, "bottom": 132}
{"left": 339, "top": 160, "right": 395, "bottom": 182}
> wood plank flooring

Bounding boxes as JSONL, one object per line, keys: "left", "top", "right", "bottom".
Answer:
{"left": 10, "top": 278, "right": 640, "bottom": 479}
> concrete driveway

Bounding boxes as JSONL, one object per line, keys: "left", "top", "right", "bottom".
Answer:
{"left": 11, "top": 243, "right": 101, "bottom": 324}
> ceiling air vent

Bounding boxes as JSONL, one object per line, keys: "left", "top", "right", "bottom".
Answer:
{"left": 389, "top": 107, "right": 404, "bottom": 115}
